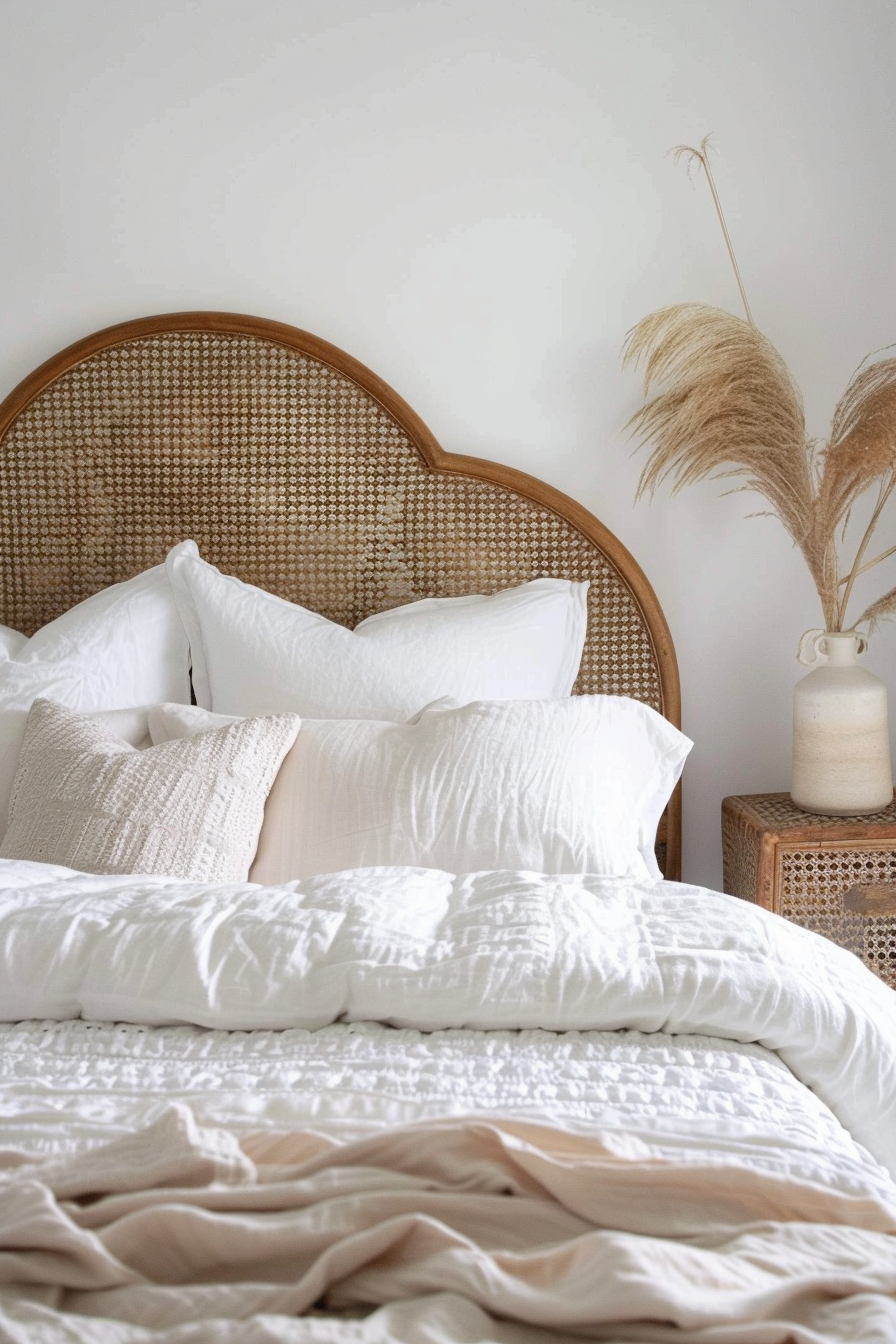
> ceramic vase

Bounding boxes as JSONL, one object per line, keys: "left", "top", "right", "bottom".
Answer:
{"left": 791, "top": 629, "right": 893, "bottom": 816}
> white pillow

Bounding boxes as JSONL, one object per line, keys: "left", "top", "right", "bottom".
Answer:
{"left": 165, "top": 541, "right": 589, "bottom": 720}
{"left": 0, "top": 567, "right": 190, "bottom": 840}
{"left": 1, "top": 699, "right": 300, "bottom": 882}
{"left": 0, "top": 626, "right": 27, "bottom": 659}
{"left": 0, "top": 567, "right": 188, "bottom": 714}
{"left": 150, "top": 697, "right": 692, "bottom": 882}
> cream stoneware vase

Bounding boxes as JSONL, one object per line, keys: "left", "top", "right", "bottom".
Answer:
{"left": 791, "top": 630, "right": 893, "bottom": 815}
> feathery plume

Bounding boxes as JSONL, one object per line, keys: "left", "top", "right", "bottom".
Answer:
{"left": 625, "top": 143, "right": 896, "bottom": 633}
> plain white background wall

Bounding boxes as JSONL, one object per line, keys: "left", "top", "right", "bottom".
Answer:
{"left": 2, "top": 0, "right": 895, "bottom": 887}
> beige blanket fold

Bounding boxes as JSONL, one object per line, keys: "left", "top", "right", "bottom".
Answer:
{"left": 1, "top": 1103, "right": 895, "bottom": 1343}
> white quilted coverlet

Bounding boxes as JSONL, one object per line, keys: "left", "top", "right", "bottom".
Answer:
{"left": 2, "top": 1017, "right": 894, "bottom": 1217}
{"left": 0, "top": 857, "right": 895, "bottom": 1181}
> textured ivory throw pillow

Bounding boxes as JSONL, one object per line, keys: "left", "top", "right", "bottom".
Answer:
{"left": 150, "top": 696, "right": 692, "bottom": 882}
{"left": 165, "top": 541, "right": 590, "bottom": 720}
{"left": 0, "top": 699, "right": 300, "bottom": 882}
{"left": 0, "top": 566, "right": 191, "bottom": 842}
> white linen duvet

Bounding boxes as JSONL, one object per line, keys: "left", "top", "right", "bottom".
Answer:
{"left": 0, "top": 857, "right": 895, "bottom": 1343}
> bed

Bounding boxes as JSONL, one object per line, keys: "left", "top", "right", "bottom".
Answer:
{"left": 0, "top": 313, "right": 894, "bottom": 1343}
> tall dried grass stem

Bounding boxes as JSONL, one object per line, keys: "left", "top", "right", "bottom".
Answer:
{"left": 838, "top": 540, "right": 896, "bottom": 585}
{"left": 672, "top": 138, "right": 754, "bottom": 327}
{"left": 836, "top": 472, "right": 896, "bottom": 628}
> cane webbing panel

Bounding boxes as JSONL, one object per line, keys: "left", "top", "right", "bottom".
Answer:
{"left": 778, "top": 845, "right": 896, "bottom": 990}
{"left": 721, "top": 793, "right": 896, "bottom": 988}
{"left": 720, "top": 804, "right": 760, "bottom": 905}
{"left": 0, "top": 328, "right": 663, "bottom": 711}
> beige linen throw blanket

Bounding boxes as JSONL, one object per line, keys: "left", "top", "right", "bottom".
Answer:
{"left": 2, "top": 1104, "right": 896, "bottom": 1343}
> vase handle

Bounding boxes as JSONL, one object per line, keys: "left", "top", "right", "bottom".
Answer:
{"left": 797, "top": 629, "right": 827, "bottom": 665}
{"left": 797, "top": 629, "right": 868, "bottom": 665}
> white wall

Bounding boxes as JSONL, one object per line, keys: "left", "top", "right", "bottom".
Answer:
{"left": 2, "top": 0, "right": 895, "bottom": 887}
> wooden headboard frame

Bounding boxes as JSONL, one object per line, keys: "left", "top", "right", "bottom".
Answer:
{"left": 0, "top": 312, "right": 682, "bottom": 878}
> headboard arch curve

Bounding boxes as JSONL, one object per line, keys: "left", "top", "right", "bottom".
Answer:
{"left": 0, "top": 311, "right": 681, "bottom": 876}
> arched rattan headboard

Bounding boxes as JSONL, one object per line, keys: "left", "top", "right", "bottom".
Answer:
{"left": 0, "top": 312, "right": 681, "bottom": 877}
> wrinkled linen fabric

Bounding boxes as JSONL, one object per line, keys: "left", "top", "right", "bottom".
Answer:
{"left": 0, "top": 625, "right": 26, "bottom": 659}
{"left": 1, "top": 859, "right": 896, "bottom": 1341}
{"left": 165, "top": 540, "right": 590, "bottom": 720}
{"left": 0, "top": 1106, "right": 895, "bottom": 1342}
{"left": 148, "top": 698, "right": 692, "bottom": 882}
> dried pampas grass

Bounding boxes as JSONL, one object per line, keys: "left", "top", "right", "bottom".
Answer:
{"left": 625, "top": 141, "right": 896, "bottom": 634}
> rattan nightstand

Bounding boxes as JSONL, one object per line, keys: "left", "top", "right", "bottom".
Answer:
{"left": 721, "top": 792, "right": 896, "bottom": 989}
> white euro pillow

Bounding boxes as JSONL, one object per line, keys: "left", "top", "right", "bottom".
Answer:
{"left": 0, "top": 567, "right": 188, "bottom": 714}
{"left": 0, "top": 626, "right": 27, "bottom": 659}
{"left": 0, "top": 568, "right": 190, "bottom": 840}
{"left": 165, "top": 541, "right": 589, "bottom": 720}
{"left": 150, "top": 696, "right": 692, "bottom": 882}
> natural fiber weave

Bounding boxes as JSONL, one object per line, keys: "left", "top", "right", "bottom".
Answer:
{"left": 778, "top": 845, "right": 896, "bottom": 982}
{"left": 722, "top": 792, "right": 896, "bottom": 989}
{"left": 730, "top": 792, "right": 896, "bottom": 833}
{"left": 0, "top": 329, "right": 662, "bottom": 709}
{"left": 0, "top": 316, "right": 681, "bottom": 876}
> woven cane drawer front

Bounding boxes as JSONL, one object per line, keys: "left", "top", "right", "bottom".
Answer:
{"left": 720, "top": 804, "right": 759, "bottom": 903}
{"left": 778, "top": 842, "right": 896, "bottom": 989}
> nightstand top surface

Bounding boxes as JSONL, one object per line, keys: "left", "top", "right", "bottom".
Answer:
{"left": 723, "top": 790, "right": 896, "bottom": 833}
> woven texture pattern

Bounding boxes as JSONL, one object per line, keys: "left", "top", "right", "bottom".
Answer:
{"left": 778, "top": 845, "right": 896, "bottom": 987}
{"left": 722, "top": 793, "right": 896, "bottom": 990}
{"left": 733, "top": 792, "right": 896, "bottom": 832}
{"left": 0, "top": 331, "right": 662, "bottom": 712}
{"left": 720, "top": 805, "right": 760, "bottom": 910}
{"left": 0, "top": 698, "right": 299, "bottom": 882}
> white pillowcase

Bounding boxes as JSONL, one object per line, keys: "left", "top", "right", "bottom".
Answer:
{"left": 165, "top": 541, "right": 589, "bottom": 720}
{"left": 0, "top": 626, "right": 27, "bottom": 659}
{"left": 0, "top": 568, "right": 190, "bottom": 839}
{"left": 150, "top": 697, "right": 692, "bottom": 882}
